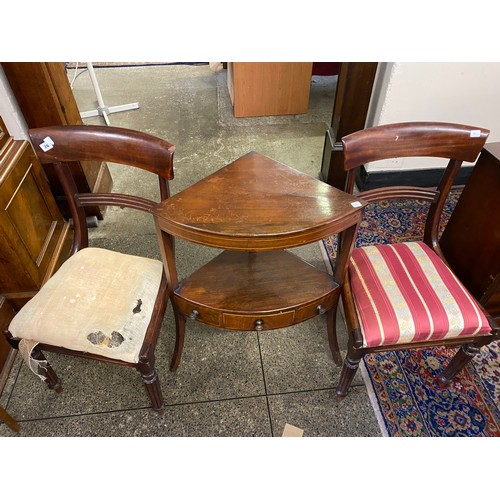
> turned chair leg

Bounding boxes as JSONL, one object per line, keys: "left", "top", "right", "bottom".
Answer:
{"left": 437, "top": 343, "right": 481, "bottom": 387}
{"left": 327, "top": 306, "right": 342, "bottom": 366}
{"left": 336, "top": 352, "right": 363, "bottom": 398}
{"left": 170, "top": 311, "right": 186, "bottom": 371}
{"left": 137, "top": 359, "right": 165, "bottom": 415}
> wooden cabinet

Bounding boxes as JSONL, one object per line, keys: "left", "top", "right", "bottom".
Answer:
{"left": 1, "top": 62, "right": 112, "bottom": 219}
{"left": 0, "top": 297, "right": 15, "bottom": 394}
{"left": 440, "top": 143, "right": 500, "bottom": 321}
{"left": 0, "top": 116, "right": 73, "bottom": 311}
{"left": 227, "top": 62, "right": 313, "bottom": 117}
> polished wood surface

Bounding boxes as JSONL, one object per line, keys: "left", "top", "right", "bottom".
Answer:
{"left": 440, "top": 142, "right": 500, "bottom": 320}
{"left": 336, "top": 121, "right": 499, "bottom": 398}
{"left": 228, "top": 63, "right": 313, "bottom": 117}
{"left": 344, "top": 122, "right": 490, "bottom": 256}
{"left": 175, "top": 250, "right": 339, "bottom": 330}
{"left": 1, "top": 62, "right": 113, "bottom": 219}
{"left": 155, "top": 152, "right": 363, "bottom": 250}
{"left": 154, "top": 152, "right": 365, "bottom": 370}
{"left": 0, "top": 116, "right": 11, "bottom": 151}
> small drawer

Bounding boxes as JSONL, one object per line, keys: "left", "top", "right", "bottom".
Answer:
{"left": 173, "top": 296, "right": 222, "bottom": 327}
{"left": 294, "top": 290, "right": 340, "bottom": 323}
{"left": 222, "top": 311, "right": 295, "bottom": 331}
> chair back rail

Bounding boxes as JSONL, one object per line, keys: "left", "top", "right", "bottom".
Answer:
{"left": 342, "top": 121, "right": 489, "bottom": 171}
{"left": 342, "top": 122, "right": 490, "bottom": 254}
{"left": 29, "top": 125, "right": 175, "bottom": 255}
{"left": 29, "top": 125, "right": 175, "bottom": 179}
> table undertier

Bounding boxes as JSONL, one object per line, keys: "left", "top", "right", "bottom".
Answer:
{"left": 173, "top": 249, "right": 340, "bottom": 331}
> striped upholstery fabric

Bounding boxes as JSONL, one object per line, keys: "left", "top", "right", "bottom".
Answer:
{"left": 349, "top": 241, "right": 491, "bottom": 348}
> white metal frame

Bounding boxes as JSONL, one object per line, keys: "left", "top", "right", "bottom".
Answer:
{"left": 79, "top": 62, "right": 139, "bottom": 125}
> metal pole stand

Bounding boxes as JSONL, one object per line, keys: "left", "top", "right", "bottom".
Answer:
{"left": 80, "top": 62, "right": 139, "bottom": 125}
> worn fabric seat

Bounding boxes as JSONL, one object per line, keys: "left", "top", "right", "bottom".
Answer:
{"left": 9, "top": 248, "right": 163, "bottom": 363}
{"left": 4, "top": 124, "right": 175, "bottom": 414}
{"left": 349, "top": 242, "right": 491, "bottom": 348}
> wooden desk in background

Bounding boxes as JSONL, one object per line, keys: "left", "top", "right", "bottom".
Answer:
{"left": 227, "top": 63, "right": 313, "bottom": 117}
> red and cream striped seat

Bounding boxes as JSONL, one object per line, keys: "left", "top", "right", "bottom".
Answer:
{"left": 335, "top": 122, "right": 499, "bottom": 398}
{"left": 349, "top": 241, "right": 491, "bottom": 348}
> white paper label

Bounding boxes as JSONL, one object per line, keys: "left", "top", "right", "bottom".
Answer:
{"left": 351, "top": 201, "right": 363, "bottom": 207}
{"left": 470, "top": 130, "right": 481, "bottom": 138}
{"left": 39, "top": 136, "right": 54, "bottom": 152}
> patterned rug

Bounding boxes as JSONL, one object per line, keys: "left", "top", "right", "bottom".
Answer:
{"left": 321, "top": 189, "right": 500, "bottom": 436}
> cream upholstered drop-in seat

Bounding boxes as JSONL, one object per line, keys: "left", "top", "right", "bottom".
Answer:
{"left": 9, "top": 247, "right": 164, "bottom": 364}
{"left": 349, "top": 241, "right": 492, "bottom": 349}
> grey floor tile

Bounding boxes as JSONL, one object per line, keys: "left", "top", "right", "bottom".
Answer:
{"left": 267, "top": 386, "right": 382, "bottom": 437}
{"left": 258, "top": 315, "right": 363, "bottom": 394}
{"left": 6, "top": 350, "right": 153, "bottom": 420}
{"left": 159, "top": 314, "right": 266, "bottom": 404}
{"left": 0, "top": 396, "right": 271, "bottom": 437}
{"left": 89, "top": 231, "right": 161, "bottom": 259}
{"left": 5, "top": 307, "right": 265, "bottom": 421}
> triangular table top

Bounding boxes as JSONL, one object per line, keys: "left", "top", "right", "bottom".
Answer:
{"left": 154, "top": 152, "right": 364, "bottom": 250}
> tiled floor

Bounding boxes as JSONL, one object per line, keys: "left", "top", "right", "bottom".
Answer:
{"left": 0, "top": 63, "right": 381, "bottom": 437}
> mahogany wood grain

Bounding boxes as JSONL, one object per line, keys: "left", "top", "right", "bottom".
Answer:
{"left": 30, "top": 126, "right": 174, "bottom": 255}
{"left": 29, "top": 126, "right": 175, "bottom": 180}
{"left": 343, "top": 122, "right": 489, "bottom": 256}
{"left": 155, "top": 152, "right": 364, "bottom": 250}
{"left": 175, "top": 250, "right": 340, "bottom": 330}
{"left": 154, "top": 151, "right": 365, "bottom": 370}
{"left": 0, "top": 116, "right": 11, "bottom": 151}
{"left": 0, "top": 405, "right": 19, "bottom": 433}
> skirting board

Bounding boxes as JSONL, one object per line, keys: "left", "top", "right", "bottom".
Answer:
{"left": 356, "top": 165, "right": 474, "bottom": 191}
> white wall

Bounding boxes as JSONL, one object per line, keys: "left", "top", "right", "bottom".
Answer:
{"left": 0, "top": 65, "right": 29, "bottom": 140}
{"left": 366, "top": 62, "right": 500, "bottom": 172}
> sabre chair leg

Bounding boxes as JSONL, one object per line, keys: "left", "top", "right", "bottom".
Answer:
{"left": 170, "top": 310, "right": 186, "bottom": 372}
{"left": 327, "top": 306, "right": 342, "bottom": 366}
{"left": 336, "top": 351, "right": 363, "bottom": 398}
{"left": 138, "top": 359, "right": 165, "bottom": 415}
{"left": 437, "top": 343, "right": 481, "bottom": 387}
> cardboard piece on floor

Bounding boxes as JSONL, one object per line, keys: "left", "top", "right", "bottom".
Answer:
{"left": 282, "top": 423, "right": 304, "bottom": 437}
